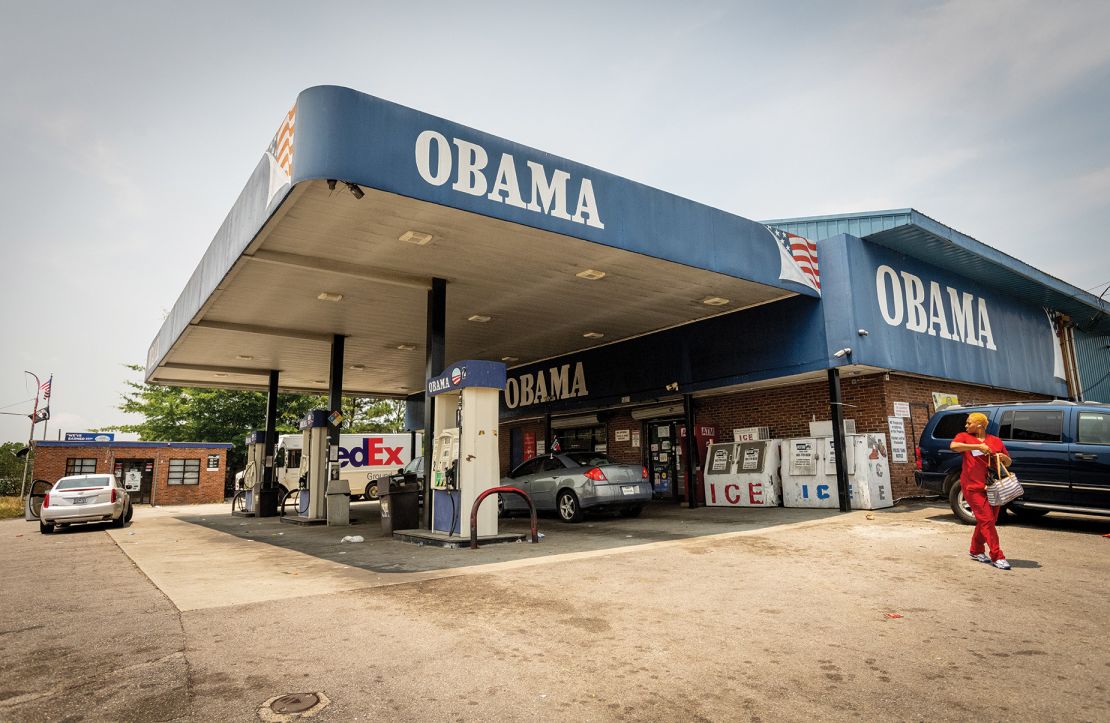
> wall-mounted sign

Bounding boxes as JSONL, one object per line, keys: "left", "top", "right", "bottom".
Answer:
{"left": 64, "top": 432, "right": 114, "bottom": 442}
{"left": 536, "top": 440, "right": 546, "bottom": 456}
{"left": 892, "top": 402, "right": 911, "bottom": 418}
{"left": 887, "top": 417, "right": 908, "bottom": 463}
{"left": 631, "top": 431, "right": 641, "bottom": 448}
{"left": 932, "top": 392, "right": 959, "bottom": 409}
{"left": 733, "top": 427, "right": 770, "bottom": 442}
{"left": 614, "top": 429, "right": 630, "bottom": 442}
{"left": 523, "top": 431, "right": 536, "bottom": 460}
{"left": 207, "top": 454, "right": 220, "bottom": 470}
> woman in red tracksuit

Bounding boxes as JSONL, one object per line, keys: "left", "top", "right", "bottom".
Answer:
{"left": 950, "top": 412, "right": 1013, "bottom": 570}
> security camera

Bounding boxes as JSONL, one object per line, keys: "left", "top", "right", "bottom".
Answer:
{"left": 857, "top": 329, "right": 869, "bottom": 336}
{"left": 833, "top": 347, "right": 852, "bottom": 359}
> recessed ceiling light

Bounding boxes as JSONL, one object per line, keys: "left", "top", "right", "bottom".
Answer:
{"left": 575, "top": 269, "right": 606, "bottom": 280}
{"left": 348, "top": 364, "right": 365, "bottom": 371}
{"left": 236, "top": 355, "right": 254, "bottom": 361}
{"left": 213, "top": 372, "right": 229, "bottom": 377}
{"left": 702, "top": 297, "right": 730, "bottom": 306}
{"left": 317, "top": 291, "right": 343, "bottom": 302}
{"left": 396, "top": 343, "right": 417, "bottom": 351}
{"left": 501, "top": 356, "right": 518, "bottom": 363}
{"left": 399, "top": 230, "right": 433, "bottom": 245}
{"left": 468, "top": 314, "right": 491, "bottom": 323}
{"left": 582, "top": 331, "right": 604, "bottom": 339}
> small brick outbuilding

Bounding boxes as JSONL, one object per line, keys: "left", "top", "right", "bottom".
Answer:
{"left": 31, "top": 441, "right": 232, "bottom": 505}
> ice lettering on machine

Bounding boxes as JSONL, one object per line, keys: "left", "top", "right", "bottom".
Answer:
{"left": 415, "top": 130, "right": 605, "bottom": 229}
{"left": 875, "top": 265, "right": 996, "bottom": 350}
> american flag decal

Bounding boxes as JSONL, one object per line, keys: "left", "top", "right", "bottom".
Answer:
{"left": 267, "top": 104, "right": 296, "bottom": 177}
{"left": 767, "top": 225, "right": 820, "bottom": 292}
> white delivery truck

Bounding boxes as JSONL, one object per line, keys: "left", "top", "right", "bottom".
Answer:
{"left": 270, "top": 432, "right": 422, "bottom": 500}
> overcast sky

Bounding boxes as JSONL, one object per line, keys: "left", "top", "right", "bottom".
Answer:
{"left": 2, "top": 0, "right": 1109, "bottom": 444}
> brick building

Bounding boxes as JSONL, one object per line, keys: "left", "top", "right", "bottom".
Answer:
{"left": 31, "top": 441, "right": 231, "bottom": 505}
{"left": 500, "top": 373, "right": 1049, "bottom": 502}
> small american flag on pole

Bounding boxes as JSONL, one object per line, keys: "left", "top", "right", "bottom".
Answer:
{"left": 267, "top": 104, "right": 296, "bottom": 178}
{"left": 767, "top": 226, "right": 820, "bottom": 292}
{"left": 40, "top": 376, "right": 52, "bottom": 400}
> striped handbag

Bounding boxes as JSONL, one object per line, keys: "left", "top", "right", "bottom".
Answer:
{"left": 986, "top": 457, "right": 1024, "bottom": 507}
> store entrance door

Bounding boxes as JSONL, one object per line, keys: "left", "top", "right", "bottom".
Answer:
{"left": 646, "top": 421, "right": 680, "bottom": 501}
{"left": 116, "top": 459, "right": 154, "bottom": 504}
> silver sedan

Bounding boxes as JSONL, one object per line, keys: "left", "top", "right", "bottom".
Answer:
{"left": 39, "top": 474, "right": 132, "bottom": 534}
{"left": 499, "top": 452, "right": 651, "bottom": 522}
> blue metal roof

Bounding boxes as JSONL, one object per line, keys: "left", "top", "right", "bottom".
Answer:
{"left": 765, "top": 208, "right": 1110, "bottom": 336}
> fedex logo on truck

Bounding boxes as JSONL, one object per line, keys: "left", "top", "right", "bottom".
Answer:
{"left": 337, "top": 437, "right": 405, "bottom": 468}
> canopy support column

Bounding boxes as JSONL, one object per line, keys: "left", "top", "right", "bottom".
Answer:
{"left": 422, "top": 278, "right": 446, "bottom": 529}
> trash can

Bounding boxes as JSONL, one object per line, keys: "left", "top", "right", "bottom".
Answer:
{"left": 380, "top": 478, "right": 421, "bottom": 535}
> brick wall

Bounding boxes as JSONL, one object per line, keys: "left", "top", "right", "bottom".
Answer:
{"left": 498, "top": 373, "right": 1050, "bottom": 500}
{"left": 31, "top": 444, "right": 228, "bottom": 505}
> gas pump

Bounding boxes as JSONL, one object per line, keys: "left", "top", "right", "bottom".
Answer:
{"left": 426, "top": 360, "right": 506, "bottom": 538}
{"left": 294, "top": 410, "right": 330, "bottom": 521}
{"left": 243, "top": 431, "right": 267, "bottom": 513}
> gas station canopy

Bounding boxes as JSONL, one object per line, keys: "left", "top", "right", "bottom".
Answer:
{"left": 146, "top": 86, "right": 821, "bottom": 396}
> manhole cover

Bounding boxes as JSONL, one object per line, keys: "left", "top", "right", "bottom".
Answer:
{"left": 271, "top": 693, "right": 319, "bottom": 714}
{"left": 259, "top": 691, "right": 330, "bottom": 721}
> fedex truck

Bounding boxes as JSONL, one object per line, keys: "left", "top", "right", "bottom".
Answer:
{"left": 273, "top": 432, "right": 422, "bottom": 500}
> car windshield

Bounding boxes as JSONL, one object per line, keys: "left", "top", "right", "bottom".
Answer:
{"left": 403, "top": 457, "right": 421, "bottom": 473}
{"left": 565, "top": 452, "right": 616, "bottom": 467}
{"left": 55, "top": 475, "right": 112, "bottom": 490}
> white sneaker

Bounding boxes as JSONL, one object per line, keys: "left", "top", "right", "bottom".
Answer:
{"left": 993, "top": 558, "right": 1012, "bottom": 570}
{"left": 969, "top": 553, "right": 991, "bottom": 563}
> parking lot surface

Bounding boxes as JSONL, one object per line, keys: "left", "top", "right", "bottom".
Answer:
{"left": 2, "top": 500, "right": 1108, "bottom": 721}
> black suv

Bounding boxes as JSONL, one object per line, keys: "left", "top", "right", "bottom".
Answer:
{"left": 915, "top": 401, "right": 1110, "bottom": 524}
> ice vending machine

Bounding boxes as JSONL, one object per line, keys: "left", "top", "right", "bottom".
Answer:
{"left": 780, "top": 437, "right": 841, "bottom": 508}
{"left": 703, "top": 441, "right": 782, "bottom": 507}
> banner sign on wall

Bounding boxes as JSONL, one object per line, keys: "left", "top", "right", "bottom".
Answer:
{"left": 821, "top": 236, "right": 1067, "bottom": 398}
{"left": 64, "top": 432, "right": 114, "bottom": 442}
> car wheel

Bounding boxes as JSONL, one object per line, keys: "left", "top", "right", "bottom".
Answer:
{"left": 497, "top": 494, "right": 506, "bottom": 518}
{"left": 39, "top": 519, "right": 54, "bottom": 534}
{"left": 1009, "top": 505, "right": 1049, "bottom": 521}
{"left": 112, "top": 509, "right": 126, "bottom": 528}
{"left": 619, "top": 505, "right": 643, "bottom": 518}
{"left": 365, "top": 481, "right": 379, "bottom": 501}
{"left": 125, "top": 503, "right": 134, "bottom": 522}
{"left": 557, "top": 490, "right": 584, "bottom": 523}
{"left": 948, "top": 484, "right": 976, "bottom": 525}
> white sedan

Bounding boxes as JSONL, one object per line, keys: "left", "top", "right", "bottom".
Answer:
{"left": 40, "top": 474, "right": 132, "bottom": 534}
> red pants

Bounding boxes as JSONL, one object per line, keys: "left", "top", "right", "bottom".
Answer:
{"left": 963, "top": 483, "right": 1004, "bottom": 561}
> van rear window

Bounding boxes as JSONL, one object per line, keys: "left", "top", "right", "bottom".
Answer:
{"left": 931, "top": 413, "right": 969, "bottom": 439}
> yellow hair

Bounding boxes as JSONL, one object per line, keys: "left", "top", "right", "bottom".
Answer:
{"left": 967, "top": 412, "right": 989, "bottom": 427}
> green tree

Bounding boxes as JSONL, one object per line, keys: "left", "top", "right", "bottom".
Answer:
{"left": 0, "top": 441, "right": 30, "bottom": 496}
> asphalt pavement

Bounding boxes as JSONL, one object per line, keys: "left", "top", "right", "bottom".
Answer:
{"left": 1, "top": 500, "right": 1108, "bottom": 722}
